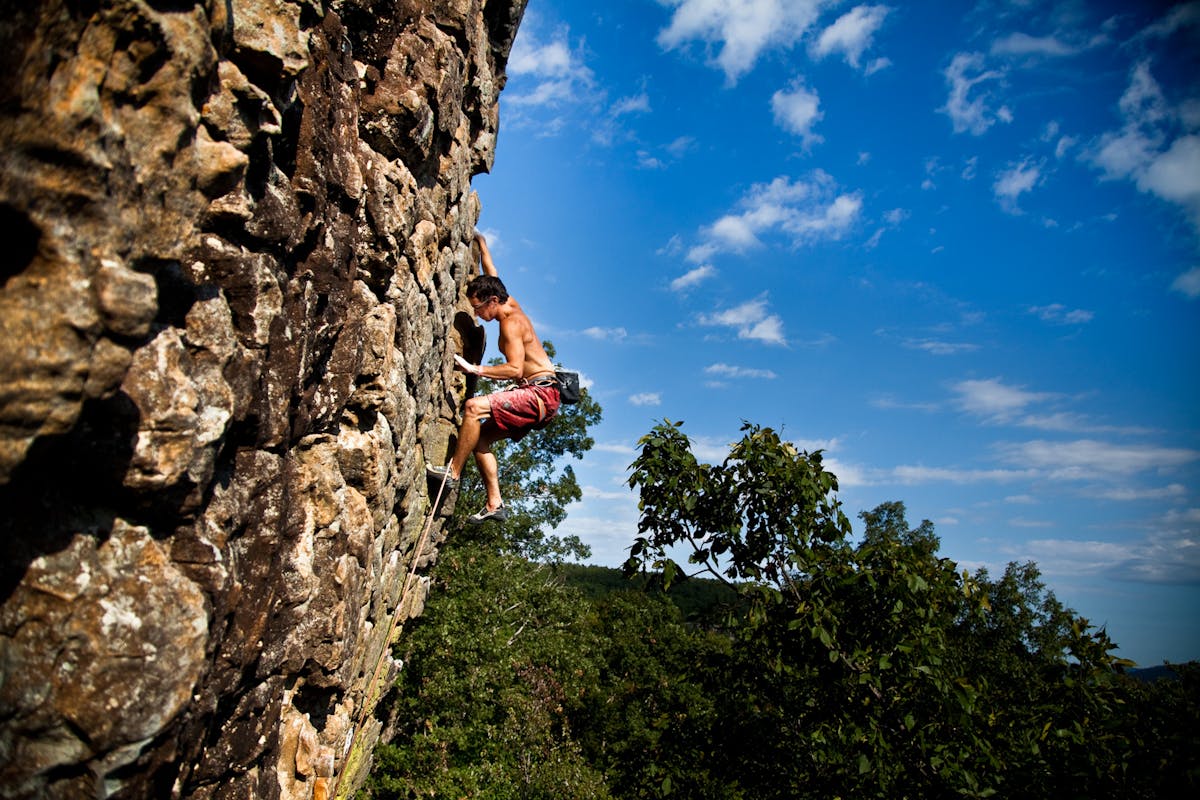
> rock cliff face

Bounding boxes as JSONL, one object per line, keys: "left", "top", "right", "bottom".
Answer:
{"left": 0, "top": 1, "right": 525, "bottom": 797}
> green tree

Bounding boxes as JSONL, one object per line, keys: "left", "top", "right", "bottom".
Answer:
{"left": 364, "top": 350, "right": 605, "bottom": 798}
{"left": 1120, "top": 662, "right": 1200, "bottom": 793}
{"left": 954, "top": 562, "right": 1150, "bottom": 798}
{"left": 859, "top": 500, "right": 939, "bottom": 555}
{"left": 623, "top": 420, "right": 1154, "bottom": 799}
{"left": 367, "top": 414, "right": 1198, "bottom": 800}
{"left": 578, "top": 590, "right": 737, "bottom": 799}
{"left": 624, "top": 421, "right": 851, "bottom": 604}
{"left": 364, "top": 544, "right": 611, "bottom": 799}
{"left": 454, "top": 342, "right": 602, "bottom": 562}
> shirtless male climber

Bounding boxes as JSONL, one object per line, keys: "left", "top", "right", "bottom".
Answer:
{"left": 426, "top": 232, "right": 561, "bottom": 524}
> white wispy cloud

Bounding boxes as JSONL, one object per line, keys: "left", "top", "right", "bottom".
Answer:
{"left": 870, "top": 394, "right": 941, "bottom": 412}
{"left": 849, "top": 434, "right": 1197, "bottom": 497}
{"left": 637, "top": 151, "right": 666, "bottom": 170}
{"left": 506, "top": 25, "right": 597, "bottom": 109}
{"left": 1013, "top": 413, "right": 1151, "bottom": 436}
{"left": 1112, "top": 530, "right": 1200, "bottom": 585}
{"left": 1164, "top": 507, "right": 1200, "bottom": 525}
{"left": 593, "top": 441, "right": 639, "bottom": 456}
{"left": 667, "top": 136, "right": 697, "bottom": 157}
{"left": 902, "top": 338, "right": 980, "bottom": 356}
{"left": 670, "top": 264, "right": 717, "bottom": 292}
{"left": 961, "top": 155, "right": 980, "bottom": 180}
{"left": 1055, "top": 135, "right": 1077, "bottom": 159}
{"left": 594, "top": 91, "right": 655, "bottom": 147}
{"left": 939, "top": 51, "right": 1012, "bottom": 135}
{"left": 698, "top": 296, "right": 787, "bottom": 346}
{"left": 945, "top": 381, "right": 1142, "bottom": 438}
{"left": 509, "top": 29, "right": 575, "bottom": 76}
{"left": 704, "top": 362, "right": 779, "bottom": 379}
{"left": 582, "top": 326, "right": 629, "bottom": 342}
{"left": 1015, "top": 538, "right": 1137, "bottom": 577}
{"left": 1084, "top": 58, "right": 1200, "bottom": 230}
{"left": 1013, "top": 525, "right": 1200, "bottom": 586}
{"left": 1028, "top": 303, "right": 1095, "bottom": 325}
{"left": 581, "top": 484, "right": 637, "bottom": 502}
{"left": 658, "top": 234, "right": 685, "bottom": 257}
{"left": 1092, "top": 483, "right": 1188, "bottom": 502}
{"left": 475, "top": 227, "right": 504, "bottom": 253}
{"left": 818, "top": 455, "right": 867, "bottom": 487}
{"left": 952, "top": 377, "right": 1055, "bottom": 422}
{"left": 889, "top": 465, "right": 1036, "bottom": 485}
{"left": 562, "top": 490, "right": 642, "bottom": 565}
{"left": 611, "top": 92, "right": 651, "bottom": 116}
{"left": 990, "top": 32, "right": 1081, "bottom": 58}
{"left": 1042, "top": 120, "right": 1077, "bottom": 160}
{"left": 796, "top": 332, "right": 838, "bottom": 348}
{"left": 945, "top": 379, "right": 1152, "bottom": 434}
{"left": 866, "top": 207, "right": 909, "bottom": 248}
{"left": 1140, "top": 135, "right": 1200, "bottom": 226}
{"left": 1008, "top": 517, "right": 1055, "bottom": 528}
{"left": 689, "top": 172, "right": 862, "bottom": 260}
{"left": 922, "top": 156, "right": 943, "bottom": 189}
{"left": 629, "top": 392, "right": 662, "bottom": 406}
{"left": 635, "top": 135, "right": 698, "bottom": 171}
{"left": 993, "top": 157, "right": 1043, "bottom": 213}
{"left": 656, "top": 0, "right": 832, "bottom": 85}
{"left": 811, "top": 4, "right": 891, "bottom": 70}
{"left": 996, "top": 439, "right": 1200, "bottom": 481}
{"left": 1138, "top": 1, "right": 1200, "bottom": 40}
{"left": 949, "top": 378, "right": 1141, "bottom": 435}
{"left": 771, "top": 78, "right": 824, "bottom": 146}
{"left": 1089, "top": 126, "right": 1157, "bottom": 182}
{"left": 811, "top": 454, "right": 1037, "bottom": 489}
{"left": 1171, "top": 266, "right": 1200, "bottom": 299}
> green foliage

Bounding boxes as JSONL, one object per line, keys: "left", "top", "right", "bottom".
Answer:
{"left": 625, "top": 421, "right": 851, "bottom": 626}
{"left": 578, "top": 590, "right": 737, "bottom": 800}
{"left": 454, "top": 341, "right": 602, "bottom": 562}
{"left": 364, "top": 544, "right": 612, "bottom": 799}
{"left": 366, "top": 418, "right": 1199, "bottom": 800}
{"left": 561, "top": 563, "right": 742, "bottom": 623}
{"left": 1121, "top": 663, "right": 1200, "bottom": 792}
{"left": 623, "top": 419, "right": 1198, "bottom": 799}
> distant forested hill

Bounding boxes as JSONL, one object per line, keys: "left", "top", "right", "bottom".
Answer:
{"left": 560, "top": 563, "right": 743, "bottom": 622}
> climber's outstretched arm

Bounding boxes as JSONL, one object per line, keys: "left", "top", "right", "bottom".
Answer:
{"left": 475, "top": 232, "right": 498, "bottom": 277}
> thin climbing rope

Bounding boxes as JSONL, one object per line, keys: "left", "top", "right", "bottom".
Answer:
{"left": 328, "top": 465, "right": 453, "bottom": 799}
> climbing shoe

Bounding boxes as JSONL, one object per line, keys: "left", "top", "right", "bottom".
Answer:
{"left": 426, "top": 464, "right": 458, "bottom": 488}
{"left": 467, "top": 505, "right": 508, "bottom": 525}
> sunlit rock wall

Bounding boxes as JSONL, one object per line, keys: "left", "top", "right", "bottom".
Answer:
{"left": 0, "top": 1, "right": 525, "bottom": 797}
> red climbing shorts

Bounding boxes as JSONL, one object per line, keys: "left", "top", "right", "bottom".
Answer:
{"left": 487, "top": 382, "right": 560, "bottom": 441}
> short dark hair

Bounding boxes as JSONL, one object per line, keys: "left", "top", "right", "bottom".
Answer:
{"left": 467, "top": 275, "right": 508, "bottom": 303}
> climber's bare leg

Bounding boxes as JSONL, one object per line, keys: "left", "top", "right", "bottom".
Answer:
{"left": 448, "top": 396, "right": 491, "bottom": 478}
{"left": 472, "top": 428, "right": 506, "bottom": 512}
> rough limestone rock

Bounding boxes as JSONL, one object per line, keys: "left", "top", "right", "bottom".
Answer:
{"left": 0, "top": 0, "right": 527, "bottom": 797}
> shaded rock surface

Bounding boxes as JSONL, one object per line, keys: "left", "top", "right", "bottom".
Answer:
{"left": 0, "top": 0, "right": 526, "bottom": 797}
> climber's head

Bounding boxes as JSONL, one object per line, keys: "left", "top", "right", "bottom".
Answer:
{"left": 467, "top": 275, "right": 508, "bottom": 309}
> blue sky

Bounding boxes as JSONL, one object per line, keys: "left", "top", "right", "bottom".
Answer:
{"left": 469, "top": 0, "right": 1200, "bottom": 666}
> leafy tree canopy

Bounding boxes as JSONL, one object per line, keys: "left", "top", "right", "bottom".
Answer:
{"left": 623, "top": 419, "right": 1171, "bottom": 799}
{"left": 366, "top": 418, "right": 1198, "bottom": 800}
